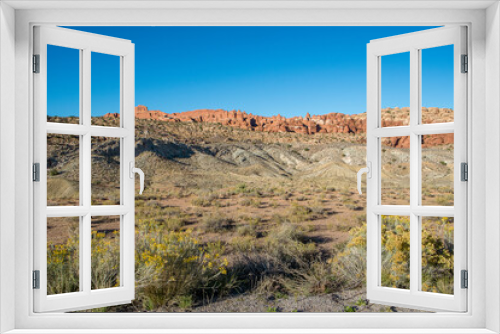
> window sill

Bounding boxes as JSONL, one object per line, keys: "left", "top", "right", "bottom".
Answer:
{"left": 4, "top": 330, "right": 498, "bottom": 334}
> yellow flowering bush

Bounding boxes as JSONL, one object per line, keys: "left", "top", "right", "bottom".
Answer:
{"left": 421, "top": 217, "right": 454, "bottom": 294}
{"left": 47, "top": 218, "right": 230, "bottom": 310}
{"left": 381, "top": 216, "right": 410, "bottom": 289}
{"left": 332, "top": 216, "right": 454, "bottom": 294}
{"left": 91, "top": 230, "right": 120, "bottom": 289}
{"left": 47, "top": 230, "right": 79, "bottom": 295}
{"left": 47, "top": 228, "right": 121, "bottom": 294}
{"left": 134, "top": 219, "right": 230, "bottom": 310}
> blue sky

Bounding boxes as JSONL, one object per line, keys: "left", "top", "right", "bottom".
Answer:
{"left": 48, "top": 26, "right": 453, "bottom": 118}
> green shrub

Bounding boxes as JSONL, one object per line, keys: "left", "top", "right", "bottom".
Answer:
{"left": 177, "top": 295, "right": 193, "bottom": 309}
{"left": 202, "top": 214, "right": 234, "bottom": 232}
{"left": 237, "top": 224, "right": 257, "bottom": 237}
{"left": 191, "top": 197, "right": 212, "bottom": 207}
{"left": 436, "top": 194, "right": 454, "bottom": 206}
{"left": 240, "top": 199, "right": 252, "bottom": 206}
{"left": 165, "top": 217, "right": 186, "bottom": 232}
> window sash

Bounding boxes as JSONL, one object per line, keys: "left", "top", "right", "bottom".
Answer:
{"left": 366, "top": 26, "right": 468, "bottom": 312}
{"left": 32, "top": 25, "right": 136, "bottom": 313}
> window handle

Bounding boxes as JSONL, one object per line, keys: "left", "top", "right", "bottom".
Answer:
{"left": 129, "top": 162, "right": 145, "bottom": 195}
{"left": 357, "top": 161, "right": 372, "bottom": 195}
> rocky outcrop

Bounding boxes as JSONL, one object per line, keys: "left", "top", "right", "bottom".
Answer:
{"left": 103, "top": 105, "right": 455, "bottom": 147}
{"left": 104, "top": 105, "right": 369, "bottom": 135}
{"left": 135, "top": 105, "right": 172, "bottom": 120}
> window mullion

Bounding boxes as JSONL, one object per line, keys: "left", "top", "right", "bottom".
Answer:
{"left": 82, "top": 47, "right": 92, "bottom": 294}
{"left": 82, "top": 47, "right": 91, "bottom": 210}
{"left": 82, "top": 132, "right": 91, "bottom": 293}
{"left": 409, "top": 47, "right": 420, "bottom": 295}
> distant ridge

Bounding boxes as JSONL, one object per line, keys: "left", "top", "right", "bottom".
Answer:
{"left": 103, "top": 105, "right": 454, "bottom": 148}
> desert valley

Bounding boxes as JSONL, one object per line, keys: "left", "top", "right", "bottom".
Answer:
{"left": 45, "top": 106, "right": 455, "bottom": 312}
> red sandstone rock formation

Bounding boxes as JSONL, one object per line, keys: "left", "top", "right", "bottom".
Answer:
{"left": 103, "top": 105, "right": 454, "bottom": 148}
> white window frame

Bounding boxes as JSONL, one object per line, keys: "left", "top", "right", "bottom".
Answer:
{"left": 0, "top": 2, "right": 499, "bottom": 333}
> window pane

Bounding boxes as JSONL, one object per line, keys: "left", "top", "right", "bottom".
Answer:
{"left": 422, "top": 134, "right": 454, "bottom": 206}
{"left": 91, "top": 215, "right": 120, "bottom": 290}
{"left": 381, "top": 215, "right": 410, "bottom": 289}
{"left": 47, "top": 45, "right": 80, "bottom": 124}
{"left": 91, "top": 137, "right": 121, "bottom": 205}
{"left": 47, "top": 134, "right": 80, "bottom": 206}
{"left": 47, "top": 217, "right": 80, "bottom": 295}
{"left": 381, "top": 52, "right": 410, "bottom": 127}
{"left": 381, "top": 136, "right": 410, "bottom": 205}
{"left": 421, "top": 45, "right": 454, "bottom": 124}
{"left": 91, "top": 52, "right": 121, "bottom": 127}
{"left": 421, "top": 217, "right": 454, "bottom": 294}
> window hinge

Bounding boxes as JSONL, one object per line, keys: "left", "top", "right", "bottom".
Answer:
{"left": 33, "top": 270, "right": 40, "bottom": 289}
{"left": 33, "top": 163, "right": 40, "bottom": 182}
{"left": 461, "top": 270, "right": 468, "bottom": 289}
{"left": 461, "top": 162, "right": 468, "bottom": 182}
{"left": 461, "top": 54, "right": 468, "bottom": 73}
{"left": 33, "top": 54, "right": 40, "bottom": 73}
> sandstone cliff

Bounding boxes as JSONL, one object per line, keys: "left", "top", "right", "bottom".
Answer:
{"left": 104, "top": 105, "right": 454, "bottom": 148}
